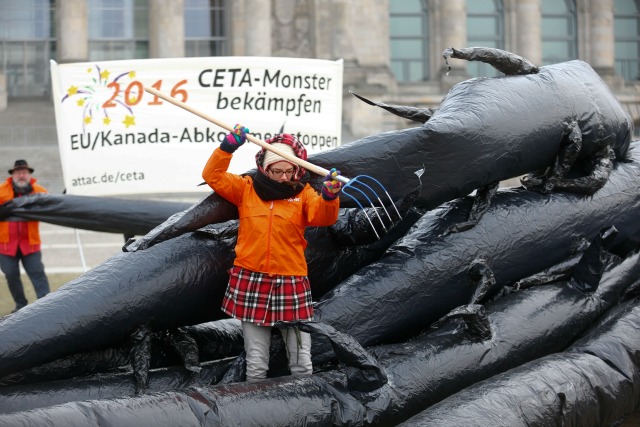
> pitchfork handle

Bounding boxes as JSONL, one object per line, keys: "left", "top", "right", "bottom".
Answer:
{"left": 144, "top": 86, "right": 350, "bottom": 184}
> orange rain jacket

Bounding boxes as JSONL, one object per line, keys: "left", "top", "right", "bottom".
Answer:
{"left": 202, "top": 148, "right": 339, "bottom": 276}
{"left": 0, "top": 177, "right": 48, "bottom": 251}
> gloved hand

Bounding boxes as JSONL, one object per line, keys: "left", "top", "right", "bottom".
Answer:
{"left": 321, "top": 168, "right": 343, "bottom": 200}
{"left": 220, "top": 124, "right": 249, "bottom": 153}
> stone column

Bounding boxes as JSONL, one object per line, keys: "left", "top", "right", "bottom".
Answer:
{"left": 589, "top": 0, "right": 616, "bottom": 77}
{"left": 57, "top": 0, "right": 88, "bottom": 63}
{"left": 439, "top": 0, "right": 467, "bottom": 90}
{"left": 245, "top": 0, "right": 271, "bottom": 56}
{"left": 0, "top": 73, "right": 6, "bottom": 111}
{"left": 323, "top": 0, "right": 355, "bottom": 61}
{"left": 149, "top": 0, "right": 185, "bottom": 58}
{"left": 515, "top": 0, "right": 541, "bottom": 65}
{"left": 340, "top": 0, "right": 394, "bottom": 139}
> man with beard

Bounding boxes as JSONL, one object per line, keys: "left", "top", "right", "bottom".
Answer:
{"left": 0, "top": 160, "right": 50, "bottom": 313}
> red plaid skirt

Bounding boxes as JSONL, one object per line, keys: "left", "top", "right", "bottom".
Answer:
{"left": 221, "top": 266, "right": 314, "bottom": 326}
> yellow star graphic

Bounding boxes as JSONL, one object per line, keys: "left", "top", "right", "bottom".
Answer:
{"left": 100, "top": 69, "right": 111, "bottom": 80}
{"left": 128, "top": 71, "right": 136, "bottom": 78}
{"left": 76, "top": 99, "right": 85, "bottom": 106}
{"left": 122, "top": 115, "right": 135, "bottom": 128}
{"left": 84, "top": 116, "right": 92, "bottom": 125}
{"left": 87, "top": 67, "right": 92, "bottom": 73}
{"left": 103, "top": 117, "right": 111, "bottom": 125}
{"left": 67, "top": 85, "right": 79, "bottom": 96}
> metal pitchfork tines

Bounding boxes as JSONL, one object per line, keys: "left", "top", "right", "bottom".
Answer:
{"left": 337, "top": 175, "right": 401, "bottom": 239}
{"left": 143, "top": 85, "right": 403, "bottom": 239}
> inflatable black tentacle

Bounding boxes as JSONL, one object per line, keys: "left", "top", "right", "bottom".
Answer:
{"left": 349, "top": 91, "right": 436, "bottom": 124}
{"left": 442, "top": 46, "right": 539, "bottom": 75}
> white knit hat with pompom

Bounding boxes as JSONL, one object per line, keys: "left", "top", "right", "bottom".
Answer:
{"left": 262, "top": 143, "right": 298, "bottom": 171}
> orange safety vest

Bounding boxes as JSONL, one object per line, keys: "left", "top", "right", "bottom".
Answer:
{"left": 203, "top": 148, "right": 339, "bottom": 276}
{"left": 0, "top": 177, "right": 48, "bottom": 249}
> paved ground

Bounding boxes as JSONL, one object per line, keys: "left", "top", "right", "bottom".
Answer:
{"left": 33, "top": 191, "right": 204, "bottom": 274}
{"left": 39, "top": 222, "right": 126, "bottom": 274}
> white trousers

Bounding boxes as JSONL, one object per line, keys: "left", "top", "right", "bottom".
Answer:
{"left": 242, "top": 321, "right": 312, "bottom": 381}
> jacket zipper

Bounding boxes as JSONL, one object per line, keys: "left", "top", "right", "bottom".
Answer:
{"left": 266, "top": 201, "right": 274, "bottom": 272}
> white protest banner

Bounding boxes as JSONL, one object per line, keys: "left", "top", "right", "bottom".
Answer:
{"left": 50, "top": 57, "right": 343, "bottom": 196}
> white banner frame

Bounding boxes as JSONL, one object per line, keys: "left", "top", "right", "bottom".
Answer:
{"left": 50, "top": 57, "right": 343, "bottom": 196}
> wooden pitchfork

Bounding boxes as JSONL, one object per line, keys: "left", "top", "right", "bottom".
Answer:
{"left": 144, "top": 86, "right": 402, "bottom": 239}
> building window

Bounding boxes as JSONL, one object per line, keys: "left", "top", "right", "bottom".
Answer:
{"left": 389, "top": 0, "right": 428, "bottom": 83}
{"left": 0, "top": 0, "right": 56, "bottom": 97}
{"left": 88, "top": 0, "right": 149, "bottom": 61}
{"left": 615, "top": 0, "right": 640, "bottom": 80}
{"left": 467, "top": 0, "right": 504, "bottom": 77}
{"left": 541, "top": 0, "right": 577, "bottom": 65}
{"left": 185, "top": 0, "right": 228, "bottom": 57}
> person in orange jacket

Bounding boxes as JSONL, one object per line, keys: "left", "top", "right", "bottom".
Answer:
{"left": 202, "top": 125, "right": 342, "bottom": 381}
{"left": 0, "top": 160, "right": 50, "bottom": 313}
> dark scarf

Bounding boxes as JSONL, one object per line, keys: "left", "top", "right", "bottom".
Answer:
{"left": 252, "top": 171, "right": 310, "bottom": 201}
{"left": 12, "top": 182, "right": 33, "bottom": 197}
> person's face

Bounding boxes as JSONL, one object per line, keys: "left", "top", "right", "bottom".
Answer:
{"left": 267, "top": 161, "right": 295, "bottom": 183}
{"left": 12, "top": 169, "right": 31, "bottom": 189}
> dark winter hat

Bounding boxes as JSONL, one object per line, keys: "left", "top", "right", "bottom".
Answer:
{"left": 9, "top": 159, "right": 34, "bottom": 174}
